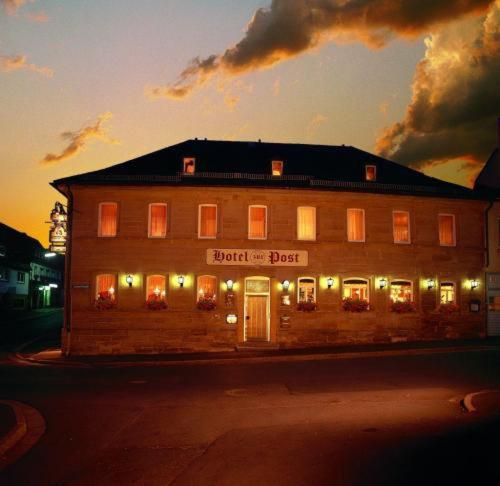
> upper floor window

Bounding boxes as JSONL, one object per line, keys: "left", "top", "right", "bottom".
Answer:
{"left": 248, "top": 205, "right": 267, "bottom": 239}
{"left": 393, "top": 211, "right": 410, "bottom": 244}
{"left": 438, "top": 214, "right": 456, "bottom": 246}
{"left": 440, "top": 282, "right": 456, "bottom": 304}
{"left": 297, "top": 206, "right": 316, "bottom": 241}
{"left": 198, "top": 204, "right": 217, "bottom": 239}
{"left": 98, "top": 202, "right": 118, "bottom": 237}
{"left": 343, "top": 278, "right": 369, "bottom": 302}
{"left": 148, "top": 203, "right": 167, "bottom": 238}
{"left": 347, "top": 208, "right": 365, "bottom": 242}
{"left": 17, "top": 272, "right": 25, "bottom": 284}
{"left": 390, "top": 280, "right": 413, "bottom": 302}
{"left": 365, "top": 165, "right": 376, "bottom": 181}
{"left": 183, "top": 157, "right": 195, "bottom": 174}
{"left": 298, "top": 277, "right": 316, "bottom": 303}
{"left": 272, "top": 160, "right": 283, "bottom": 176}
{"left": 197, "top": 275, "right": 217, "bottom": 302}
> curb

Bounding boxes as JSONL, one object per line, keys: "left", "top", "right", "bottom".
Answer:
{"left": 15, "top": 343, "right": 500, "bottom": 368}
{"left": 0, "top": 400, "right": 27, "bottom": 460}
{"left": 460, "top": 389, "right": 500, "bottom": 413}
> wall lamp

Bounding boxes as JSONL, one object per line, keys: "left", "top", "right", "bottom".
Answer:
{"left": 379, "top": 278, "right": 387, "bottom": 290}
{"left": 44, "top": 252, "right": 56, "bottom": 258}
{"left": 177, "top": 275, "right": 185, "bottom": 287}
{"left": 282, "top": 280, "right": 290, "bottom": 292}
{"left": 126, "top": 274, "right": 133, "bottom": 287}
{"left": 427, "top": 279, "right": 435, "bottom": 291}
{"left": 226, "top": 279, "right": 234, "bottom": 291}
{"left": 327, "top": 277, "right": 334, "bottom": 289}
{"left": 470, "top": 279, "right": 479, "bottom": 290}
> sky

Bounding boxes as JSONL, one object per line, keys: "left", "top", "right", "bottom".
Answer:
{"left": 1, "top": 0, "right": 499, "bottom": 245}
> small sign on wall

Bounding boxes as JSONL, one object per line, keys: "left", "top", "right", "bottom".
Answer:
{"left": 470, "top": 299, "right": 481, "bottom": 312}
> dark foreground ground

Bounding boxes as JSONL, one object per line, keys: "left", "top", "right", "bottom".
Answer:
{"left": 1, "top": 310, "right": 500, "bottom": 485}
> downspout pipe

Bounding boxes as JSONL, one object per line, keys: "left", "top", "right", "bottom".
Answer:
{"left": 63, "top": 184, "right": 73, "bottom": 355}
{"left": 485, "top": 198, "right": 494, "bottom": 268}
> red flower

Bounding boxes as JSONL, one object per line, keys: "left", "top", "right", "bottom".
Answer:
{"left": 342, "top": 298, "right": 369, "bottom": 312}
{"left": 197, "top": 294, "right": 217, "bottom": 311}
{"left": 297, "top": 301, "right": 317, "bottom": 312}
{"left": 146, "top": 294, "right": 167, "bottom": 310}
{"left": 438, "top": 303, "right": 460, "bottom": 314}
{"left": 95, "top": 291, "right": 115, "bottom": 310}
{"left": 390, "top": 301, "right": 416, "bottom": 313}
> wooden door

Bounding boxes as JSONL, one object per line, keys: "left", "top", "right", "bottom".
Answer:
{"left": 245, "top": 295, "right": 269, "bottom": 341}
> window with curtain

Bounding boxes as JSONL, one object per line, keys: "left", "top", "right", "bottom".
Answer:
{"left": 365, "top": 165, "right": 376, "bottom": 181}
{"left": 298, "top": 278, "right": 316, "bottom": 303}
{"left": 438, "top": 214, "right": 455, "bottom": 246}
{"left": 98, "top": 203, "right": 118, "bottom": 237}
{"left": 146, "top": 275, "right": 166, "bottom": 301}
{"left": 183, "top": 157, "right": 195, "bottom": 174}
{"left": 198, "top": 205, "right": 217, "bottom": 238}
{"left": 440, "top": 282, "right": 456, "bottom": 304}
{"left": 248, "top": 205, "right": 267, "bottom": 239}
{"left": 96, "top": 274, "right": 116, "bottom": 300}
{"left": 197, "top": 275, "right": 216, "bottom": 301}
{"left": 297, "top": 207, "right": 316, "bottom": 241}
{"left": 343, "top": 279, "right": 369, "bottom": 301}
{"left": 390, "top": 280, "right": 413, "bottom": 302}
{"left": 347, "top": 209, "right": 365, "bottom": 242}
{"left": 148, "top": 203, "right": 167, "bottom": 238}
{"left": 393, "top": 211, "right": 410, "bottom": 244}
{"left": 272, "top": 160, "right": 283, "bottom": 176}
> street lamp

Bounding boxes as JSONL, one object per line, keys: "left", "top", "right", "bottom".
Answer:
{"left": 327, "top": 277, "right": 334, "bottom": 289}
{"left": 177, "top": 275, "right": 185, "bottom": 287}
{"left": 125, "top": 275, "right": 133, "bottom": 287}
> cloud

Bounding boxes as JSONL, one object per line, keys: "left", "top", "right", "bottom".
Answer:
{"left": 40, "top": 112, "right": 120, "bottom": 164}
{"left": 272, "top": 77, "right": 281, "bottom": 96}
{"left": 148, "top": 0, "right": 493, "bottom": 100}
{"left": 0, "top": 53, "right": 53, "bottom": 77}
{"left": 1, "top": 0, "right": 30, "bottom": 15}
{"left": 375, "top": 0, "right": 500, "bottom": 185}
{"left": 307, "top": 113, "right": 328, "bottom": 139}
{"left": 26, "top": 10, "right": 48, "bottom": 22}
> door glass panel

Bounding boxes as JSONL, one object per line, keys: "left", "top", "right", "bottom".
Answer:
{"left": 246, "top": 279, "right": 270, "bottom": 293}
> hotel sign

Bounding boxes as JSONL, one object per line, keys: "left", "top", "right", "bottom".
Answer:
{"left": 207, "top": 249, "right": 308, "bottom": 266}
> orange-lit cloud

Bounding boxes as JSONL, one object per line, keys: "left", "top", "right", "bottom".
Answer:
{"left": 307, "top": 114, "right": 328, "bottom": 139}
{"left": 376, "top": 0, "right": 500, "bottom": 186}
{"left": 40, "top": 112, "right": 120, "bottom": 164}
{"left": 148, "top": 0, "right": 493, "bottom": 100}
{"left": 0, "top": 53, "right": 53, "bottom": 77}
{"left": 1, "top": 0, "right": 31, "bottom": 15}
{"left": 26, "top": 10, "right": 48, "bottom": 22}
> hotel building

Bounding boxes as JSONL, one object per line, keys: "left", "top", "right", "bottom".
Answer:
{"left": 52, "top": 140, "right": 488, "bottom": 355}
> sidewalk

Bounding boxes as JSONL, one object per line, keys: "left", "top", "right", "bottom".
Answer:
{"left": 22, "top": 337, "right": 500, "bottom": 367}
{"left": 1, "top": 307, "right": 62, "bottom": 324}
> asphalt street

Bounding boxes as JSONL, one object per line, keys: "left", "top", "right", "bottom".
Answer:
{"left": 1, "top": 312, "right": 500, "bottom": 485}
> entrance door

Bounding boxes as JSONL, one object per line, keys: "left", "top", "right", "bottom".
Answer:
{"left": 244, "top": 277, "right": 270, "bottom": 342}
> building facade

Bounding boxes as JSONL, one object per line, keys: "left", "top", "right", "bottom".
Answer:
{"left": 53, "top": 140, "right": 489, "bottom": 356}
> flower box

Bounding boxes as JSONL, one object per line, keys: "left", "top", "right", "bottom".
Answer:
{"left": 145, "top": 294, "right": 167, "bottom": 311}
{"left": 390, "top": 301, "right": 416, "bottom": 314}
{"left": 95, "top": 290, "right": 115, "bottom": 310}
{"left": 342, "top": 298, "right": 370, "bottom": 313}
{"left": 438, "top": 303, "right": 460, "bottom": 314}
{"left": 197, "top": 295, "right": 217, "bottom": 311}
{"left": 297, "top": 301, "right": 317, "bottom": 312}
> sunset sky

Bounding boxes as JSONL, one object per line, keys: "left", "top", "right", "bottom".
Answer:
{"left": 1, "top": 0, "right": 498, "bottom": 245}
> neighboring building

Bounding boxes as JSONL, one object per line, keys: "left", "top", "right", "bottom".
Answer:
{"left": 52, "top": 140, "right": 488, "bottom": 356}
{"left": 0, "top": 223, "right": 64, "bottom": 309}
{"left": 474, "top": 134, "right": 500, "bottom": 336}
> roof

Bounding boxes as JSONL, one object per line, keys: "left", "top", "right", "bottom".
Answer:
{"left": 52, "top": 139, "right": 485, "bottom": 200}
{"left": 474, "top": 148, "right": 500, "bottom": 197}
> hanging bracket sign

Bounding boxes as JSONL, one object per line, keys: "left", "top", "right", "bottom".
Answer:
{"left": 207, "top": 249, "right": 308, "bottom": 266}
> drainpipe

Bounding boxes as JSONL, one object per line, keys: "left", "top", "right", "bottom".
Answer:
{"left": 485, "top": 199, "right": 494, "bottom": 268}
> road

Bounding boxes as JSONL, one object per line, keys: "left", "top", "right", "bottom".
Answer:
{"left": 1, "top": 312, "right": 500, "bottom": 485}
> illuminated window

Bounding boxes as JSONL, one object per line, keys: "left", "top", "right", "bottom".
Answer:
{"left": 148, "top": 203, "right": 167, "bottom": 238}
{"left": 197, "top": 275, "right": 217, "bottom": 302}
{"left": 272, "top": 160, "right": 283, "bottom": 176}
{"left": 98, "top": 202, "right": 118, "bottom": 237}
{"left": 297, "top": 207, "right": 316, "bottom": 241}
{"left": 298, "top": 277, "right": 316, "bottom": 303}
{"left": 183, "top": 157, "right": 195, "bottom": 174}
{"left": 198, "top": 204, "right": 217, "bottom": 239}
{"left": 365, "top": 165, "right": 376, "bottom": 181}
{"left": 146, "top": 275, "right": 166, "bottom": 301}
{"left": 438, "top": 214, "right": 456, "bottom": 246}
{"left": 248, "top": 205, "right": 267, "bottom": 239}
{"left": 0, "top": 267, "right": 9, "bottom": 281}
{"left": 343, "top": 278, "right": 369, "bottom": 302}
{"left": 347, "top": 208, "right": 365, "bottom": 242}
{"left": 17, "top": 272, "right": 25, "bottom": 284}
{"left": 390, "top": 280, "right": 413, "bottom": 302}
{"left": 96, "top": 274, "right": 116, "bottom": 301}
{"left": 393, "top": 211, "right": 410, "bottom": 244}
{"left": 440, "top": 282, "right": 456, "bottom": 304}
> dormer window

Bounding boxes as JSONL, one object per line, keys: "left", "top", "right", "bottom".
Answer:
{"left": 365, "top": 165, "right": 376, "bottom": 181}
{"left": 183, "top": 157, "right": 195, "bottom": 175}
{"left": 272, "top": 160, "right": 283, "bottom": 176}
